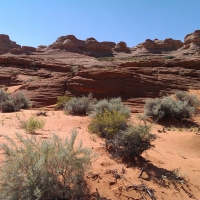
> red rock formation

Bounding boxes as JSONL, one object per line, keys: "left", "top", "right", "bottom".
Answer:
{"left": 47, "top": 35, "right": 116, "bottom": 56}
{"left": 184, "top": 30, "right": 200, "bottom": 45}
{"left": 0, "top": 30, "right": 200, "bottom": 112}
{"left": 113, "top": 41, "right": 131, "bottom": 53}
{"left": 0, "top": 34, "right": 21, "bottom": 54}
{"left": 141, "top": 38, "right": 183, "bottom": 53}
{"left": 22, "top": 46, "right": 36, "bottom": 53}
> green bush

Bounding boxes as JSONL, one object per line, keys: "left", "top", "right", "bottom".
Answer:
{"left": 0, "top": 90, "right": 31, "bottom": 112}
{"left": 175, "top": 91, "right": 200, "bottom": 107}
{"left": 20, "top": 116, "right": 45, "bottom": 134}
{"left": 88, "top": 97, "right": 156, "bottom": 158}
{"left": 90, "top": 97, "right": 130, "bottom": 118}
{"left": 64, "top": 94, "right": 97, "bottom": 115}
{"left": 0, "top": 130, "right": 92, "bottom": 200}
{"left": 106, "top": 124, "right": 156, "bottom": 157}
{"left": 11, "top": 91, "right": 32, "bottom": 111}
{"left": 144, "top": 91, "right": 199, "bottom": 120}
{"left": 56, "top": 95, "right": 71, "bottom": 109}
{"left": 144, "top": 96, "right": 175, "bottom": 120}
{"left": 1, "top": 100, "right": 15, "bottom": 112}
{"left": 88, "top": 109, "right": 129, "bottom": 139}
{"left": 0, "top": 89, "right": 10, "bottom": 104}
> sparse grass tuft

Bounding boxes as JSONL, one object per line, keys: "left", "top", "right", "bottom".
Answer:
{"left": 19, "top": 116, "right": 45, "bottom": 134}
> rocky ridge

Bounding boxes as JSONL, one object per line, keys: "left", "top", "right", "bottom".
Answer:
{"left": 0, "top": 30, "right": 200, "bottom": 112}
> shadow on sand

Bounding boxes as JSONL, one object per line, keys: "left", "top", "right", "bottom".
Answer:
{"left": 121, "top": 156, "right": 197, "bottom": 199}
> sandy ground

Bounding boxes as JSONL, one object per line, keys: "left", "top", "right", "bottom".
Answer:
{"left": 0, "top": 110, "right": 200, "bottom": 200}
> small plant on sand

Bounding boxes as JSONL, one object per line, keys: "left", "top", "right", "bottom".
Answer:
{"left": 20, "top": 116, "right": 45, "bottom": 134}
{"left": 106, "top": 123, "right": 156, "bottom": 157}
{"left": 56, "top": 95, "right": 72, "bottom": 110}
{"left": 88, "top": 97, "right": 156, "bottom": 158}
{"left": 64, "top": 94, "right": 97, "bottom": 115}
{"left": 90, "top": 97, "right": 130, "bottom": 118}
{"left": 0, "top": 130, "right": 92, "bottom": 199}
{"left": 88, "top": 109, "right": 129, "bottom": 139}
{"left": 10, "top": 91, "right": 32, "bottom": 111}
{"left": 0, "top": 90, "right": 31, "bottom": 113}
{"left": 144, "top": 91, "right": 200, "bottom": 121}
{"left": 0, "top": 89, "right": 10, "bottom": 104}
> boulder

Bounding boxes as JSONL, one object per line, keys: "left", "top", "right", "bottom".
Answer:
{"left": 184, "top": 30, "right": 200, "bottom": 45}
{"left": 36, "top": 45, "right": 48, "bottom": 52}
{"left": 113, "top": 41, "right": 131, "bottom": 53}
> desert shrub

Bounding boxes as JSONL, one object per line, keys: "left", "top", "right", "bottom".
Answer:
{"left": 0, "top": 89, "right": 10, "bottom": 104}
{"left": 0, "top": 130, "right": 92, "bottom": 200}
{"left": 56, "top": 95, "right": 71, "bottom": 109}
{"left": 175, "top": 91, "right": 200, "bottom": 107}
{"left": 64, "top": 94, "right": 97, "bottom": 115}
{"left": 88, "top": 97, "right": 156, "bottom": 158}
{"left": 11, "top": 91, "right": 32, "bottom": 111}
{"left": 144, "top": 91, "right": 199, "bottom": 120}
{"left": 106, "top": 124, "right": 156, "bottom": 157}
{"left": 144, "top": 96, "right": 176, "bottom": 120}
{"left": 20, "top": 116, "right": 45, "bottom": 134}
{"left": 88, "top": 109, "right": 129, "bottom": 139}
{"left": 1, "top": 100, "right": 15, "bottom": 112}
{"left": 0, "top": 90, "right": 31, "bottom": 112}
{"left": 90, "top": 97, "right": 130, "bottom": 118}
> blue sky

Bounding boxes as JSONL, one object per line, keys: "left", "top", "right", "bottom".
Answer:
{"left": 1, "top": 0, "right": 200, "bottom": 47}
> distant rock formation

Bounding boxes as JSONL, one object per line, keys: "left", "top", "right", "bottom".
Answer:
{"left": 1, "top": 30, "right": 200, "bottom": 57}
{"left": 184, "top": 30, "right": 200, "bottom": 45}
{"left": 0, "top": 34, "right": 37, "bottom": 55}
{"left": 0, "top": 29, "right": 200, "bottom": 112}
{"left": 113, "top": 41, "right": 131, "bottom": 53}
{"left": 136, "top": 38, "right": 183, "bottom": 53}
{"left": 180, "top": 30, "right": 200, "bottom": 52}
{"left": 0, "top": 34, "right": 21, "bottom": 54}
{"left": 48, "top": 35, "right": 116, "bottom": 56}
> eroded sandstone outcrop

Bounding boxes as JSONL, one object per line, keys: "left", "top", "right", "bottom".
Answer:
{"left": 184, "top": 30, "right": 200, "bottom": 45}
{"left": 0, "top": 30, "right": 200, "bottom": 112}
{"left": 48, "top": 35, "right": 116, "bottom": 56}
{"left": 140, "top": 38, "right": 183, "bottom": 53}
{"left": 113, "top": 41, "right": 131, "bottom": 53}
{"left": 0, "top": 34, "right": 21, "bottom": 54}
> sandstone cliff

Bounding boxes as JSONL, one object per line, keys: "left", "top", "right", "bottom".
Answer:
{"left": 0, "top": 30, "right": 200, "bottom": 112}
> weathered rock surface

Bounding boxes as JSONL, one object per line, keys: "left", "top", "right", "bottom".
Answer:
{"left": 22, "top": 46, "right": 36, "bottom": 53}
{"left": 36, "top": 45, "right": 48, "bottom": 52}
{"left": 0, "top": 30, "right": 200, "bottom": 112}
{"left": 0, "top": 34, "right": 21, "bottom": 54}
{"left": 184, "top": 30, "right": 200, "bottom": 45}
{"left": 113, "top": 41, "right": 131, "bottom": 53}
{"left": 138, "top": 38, "right": 183, "bottom": 53}
{"left": 1, "top": 52, "right": 200, "bottom": 112}
{"left": 48, "top": 35, "right": 116, "bottom": 56}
